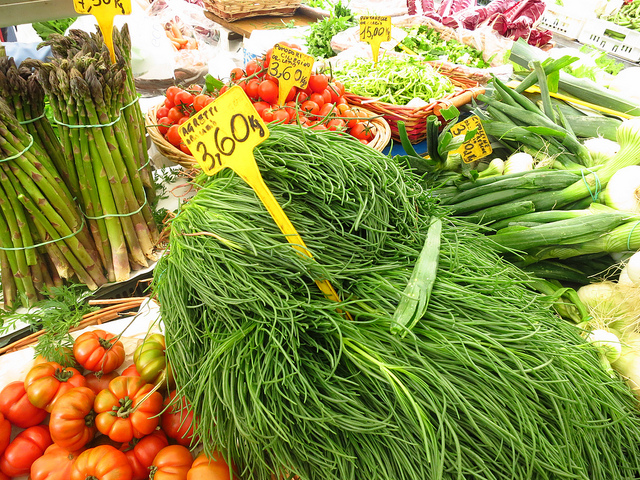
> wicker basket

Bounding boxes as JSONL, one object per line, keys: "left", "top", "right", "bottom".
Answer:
{"left": 344, "top": 63, "right": 485, "bottom": 144}
{"left": 204, "top": 0, "right": 301, "bottom": 22}
{"left": 146, "top": 103, "right": 393, "bottom": 169}
{"left": 0, "top": 297, "right": 147, "bottom": 356}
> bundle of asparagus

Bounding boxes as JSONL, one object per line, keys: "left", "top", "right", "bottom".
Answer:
{"left": 34, "top": 27, "right": 159, "bottom": 283}
{"left": 0, "top": 57, "right": 68, "bottom": 188}
{"left": 0, "top": 99, "right": 106, "bottom": 309}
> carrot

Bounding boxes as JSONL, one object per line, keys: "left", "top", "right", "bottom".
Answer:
{"left": 170, "top": 23, "right": 183, "bottom": 40}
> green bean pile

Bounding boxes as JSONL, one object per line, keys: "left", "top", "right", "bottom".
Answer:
{"left": 154, "top": 124, "right": 640, "bottom": 480}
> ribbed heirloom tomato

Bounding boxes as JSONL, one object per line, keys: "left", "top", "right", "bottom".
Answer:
{"left": 149, "top": 445, "right": 192, "bottom": 480}
{"left": 94, "top": 376, "right": 164, "bottom": 443}
{"left": 70, "top": 445, "right": 132, "bottom": 480}
{"left": 49, "top": 386, "right": 97, "bottom": 451}
{"left": 85, "top": 371, "right": 120, "bottom": 395}
{"left": 0, "top": 425, "right": 52, "bottom": 477}
{"left": 161, "top": 390, "right": 198, "bottom": 447}
{"left": 187, "top": 452, "right": 236, "bottom": 480}
{"left": 0, "top": 413, "right": 9, "bottom": 457}
{"left": 133, "top": 333, "right": 173, "bottom": 388}
{"left": 121, "top": 430, "right": 169, "bottom": 480}
{"left": 0, "top": 381, "right": 48, "bottom": 427}
{"left": 24, "top": 361, "right": 87, "bottom": 412}
{"left": 30, "top": 444, "right": 80, "bottom": 480}
{"left": 74, "top": 329, "right": 126, "bottom": 374}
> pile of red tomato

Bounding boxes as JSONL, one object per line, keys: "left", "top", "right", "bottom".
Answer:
{"left": 0, "top": 329, "right": 235, "bottom": 480}
{"left": 156, "top": 43, "right": 376, "bottom": 156}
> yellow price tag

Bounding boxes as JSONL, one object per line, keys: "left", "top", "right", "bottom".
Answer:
{"left": 267, "top": 43, "right": 314, "bottom": 106}
{"left": 359, "top": 16, "right": 391, "bottom": 65}
{"left": 73, "top": 0, "right": 131, "bottom": 63}
{"left": 178, "top": 86, "right": 343, "bottom": 304}
{"left": 450, "top": 115, "right": 493, "bottom": 164}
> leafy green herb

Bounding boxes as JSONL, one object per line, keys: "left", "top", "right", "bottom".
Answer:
{"left": 396, "top": 26, "right": 492, "bottom": 69}
{"left": 31, "top": 18, "right": 78, "bottom": 41}
{"left": 305, "top": 1, "right": 356, "bottom": 59}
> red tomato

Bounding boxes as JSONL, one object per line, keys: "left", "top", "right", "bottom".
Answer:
{"left": 156, "top": 106, "right": 169, "bottom": 120}
{"left": 245, "top": 80, "right": 260, "bottom": 100}
{"left": 150, "top": 445, "right": 193, "bottom": 480}
{"left": 261, "top": 107, "right": 275, "bottom": 123}
{"left": 30, "top": 444, "right": 79, "bottom": 480}
{"left": 74, "top": 329, "right": 125, "bottom": 374}
{"left": 94, "top": 376, "right": 164, "bottom": 443}
{"left": 187, "top": 452, "right": 236, "bottom": 480}
{"left": 121, "top": 430, "right": 169, "bottom": 480}
{"left": 85, "top": 371, "right": 119, "bottom": 395}
{"left": 70, "top": 445, "right": 132, "bottom": 480}
{"left": 321, "top": 89, "right": 332, "bottom": 105}
{"left": 245, "top": 59, "right": 259, "bottom": 77}
{"left": 252, "top": 101, "right": 270, "bottom": 118}
{"left": 308, "top": 93, "right": 325, "bottom": 107}
{"left": 336, "top": 96, "right": 348, "bottom": 105}
{"left": 161, "top": 391, "right": 199, "bottom": 447}
{"left": 121, "top": 364, "right": 141, "bottom": 377}
{"left": 179, "top": 143, "right": 192, "bottom": 155}
{"left": 229, "top": 67, "right": 244, "bottom": 82}
{"left": 24, "top": 362, "right": 87, "bottom": 412}
{"left": 311, "top": 124, "right": 328, "bottom": 131}
{"left": 285, "top": 86, "right": 297, "bottom": 103}
{"left": 0, "top": 381, "right": 47, "bottom": 428}
{"left": 327, "top": 83, "right": 341, "bottom": 103}
{"left": 308, "top": 74, "right": 329, "bottom": 94}
{"left": 49, "top": 387, "right": 96, "bottom": 452}
{"left": 318, "top": 102, "right": 335, "bottom": 119}
{"left": 157, "top": 117, "right": 172, "bottom": 136}
{"left": 204, "top": 97, "right": 215, "bottom": 107}
{"left": 0, "top": 425, "right": 52, "bottom": 477}
{"left": 174, "top": 91, "right": 194, "bottom": 107}
{"left": 272, "top": 109, "right": 290, "bottom": 123}
{"left": 258, "top": 80, "right": 279, "bottom": 104}
{"left": 342, "top": 109, "right": 358, "bottom": 129}
{"left": 178, "top": 117, "right": 190, "bottom": 125}
{"left": 264, "top": 48, "right": 273, "bottom": 69}
{"left": 187, "top": 84, "right": 203, "bottom": 93}
{"left": 165, "top": 125, "right": 182, "bottom": 147}
{"left": 164, "top": 98, "right": 174, "bottom": 109}
{"left": 336, "top": 103, "right": 350, "bottom": 115}
{"left": 301, "top": 100, "right": 320, "bottom": 117}
{"left": 219, "top": 85, "right": 229, "bottom": 95}
{"left": 350, "top": 122, "right": 375, "bottom": 142}
{"left": 0, "top": 414, "right": 9, "bottom": 457}
{"left": 165, "top": 86, "right": 181, "bottom": 104}
{"left": 327, "top": 118, "right": 346, "bottom": 131}
{"left": 167, "top": 107, "right": 184, "bottom": 123}
{"left": 193, "top": 94, "right": 209, "bottom": 112}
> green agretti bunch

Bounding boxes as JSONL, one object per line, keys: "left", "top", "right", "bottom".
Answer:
{"left": 155, "top": 124, "right": 640, "bottom": 480}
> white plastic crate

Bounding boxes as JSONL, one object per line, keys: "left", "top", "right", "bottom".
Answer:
{"left": 578, "top": 17, "right": 640, "bottom": 62}
{"left": 538, "top": 5, "right": 588, "bottom": 40}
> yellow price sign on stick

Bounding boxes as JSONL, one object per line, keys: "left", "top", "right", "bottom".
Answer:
{"left": 267, "top": 43, "right": 314, "bottom": 106}
{"left": 359, "top": 16, "right": 391, "bottom": 65}
{"left": 178, "top": 85, "right": 343, "bottom": 304}
{"left": 73, "top": 0, "right": 131, "bottom": 62}
{"left": 450, "top": 115, "right": 493, "bottom": 163}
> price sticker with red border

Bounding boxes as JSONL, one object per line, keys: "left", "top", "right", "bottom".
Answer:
{"left": 73, "top": 0, "right": 131, "bottom": 62}
{"left": 267, "top": 43, "right": 315, "bottom": 105}
{"left": 449, "top": 115, "right": 493, "bottom": 163}
{"left": 178, "top": 85, "right": 343, "bottom": 304}
{"left": 359, "top": 16, "right": 391, "bottom": 65}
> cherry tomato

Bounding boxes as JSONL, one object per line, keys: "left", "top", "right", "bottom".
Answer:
{"left": 219, "top": 85, "right": 229, "bottom": 95}
{"left": 73, "top": 329, "right": 125, "bottom": 374}
{"left": 350, "top": 122, "right": 375, "bottom": 142}
{"left": 301, "top": 100, "right": 320, "bottom": 117}
{"left": 165, "top": 125, "right": 182, "bottom": 148}
{"left": 264, "top": 48, "right": 273, "bottom": 68}
{"left": 272, "top": 109, "right": 290, "bottom": 123}
{"left": 336, "top": 103, "right": 350, "bottom": 115}
{"left": 179, "top": 143, "right": 192, "bottom": 155}
{"left": 0, "top": 425, "right": 52, "bottom": 477}
{"left": 334, "top": 81, "right": 345, "bottom": 96}
{"left": 229, "top": 67, "right": 244, "bottom": 82}
{"left": 336, "top": 96, "right": 348, "bottom": 105}
{"left": 309, "top": 93, "right": 325, "bottom": 107}
{"left": 174, "top": 91, "right": 194, "bottom": 107}
{"left": 258, "top": 80, "right": 279, "bottom": 104}
{"left": 187, "top": 84, "right": 203, "bottom": 93}
{"left": 327, "top": 118, "right": 346, "bottom": 131}
{"left": 285, "top": 86, "right": 297, "bottom": 102}
{"left": 193, "top": 94, "right": 210, "bottom": 112}
{"left": 252, "top": 101, "right": 270, "bottom": 118}
{"left": 0, "top": 381, "right": 47, "bottom": 428}
{"left": 245, "top": 59, "right": 259, "bottom": 77}
{"left": 157, "top": 117, "right": 172, "bottom": 136}
{"left": 295, "top": 91, "right": 309, "bottom": 104}
{"left": 311, "top": 124, "right": 328, "bottom": 131}
{"left": 156, "top": 106, "right": 169, "bottom": 120}
{"left": 308, "top": 74, "right": 329, "bottom": 94}
{"left": 327, "top": 83, "right": 341, "bottom": 103}
{"left": 342, "top": 109, "right": 358, "bottom": 129}
{"left": 24, "top": 362, "right": 87, "bottom": 412}
{"left": 165, "top": 86, "right": 181, "bottom": 104}
{"left": 164, "top": 98, "right": 174, "bottom": 109}
{"left": 245, "top": 80, "right": 260, "bottom": 101}
{"left": 261, "top": 107, "right": 275, "bottom": 123}
{"left": 167, "top": 107, "right": 184, "bottom": 123}
{"left": 178, "top": 117, "right": 190, "bottom": 125}
{"left": 318, "top": 103, "right": 335, "bottom": 119}
{"left": 321, "top": 89, "right": 332, "bottom": 105}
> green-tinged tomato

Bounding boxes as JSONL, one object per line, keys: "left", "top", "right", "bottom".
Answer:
{"left": 133, "top": 334, "right": 174, "bottom": 388}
